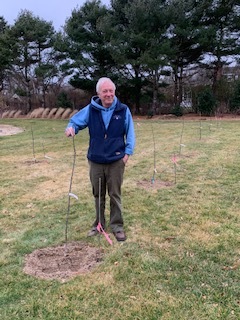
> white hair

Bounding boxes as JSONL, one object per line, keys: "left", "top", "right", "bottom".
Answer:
{"left": 96, "top": 77, "right": 116, "bottom": 93}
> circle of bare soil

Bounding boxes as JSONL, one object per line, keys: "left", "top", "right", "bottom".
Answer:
{"left": 137, "top": 179, "right": 174, "bottom": 189}
{"left": 0, "top": 124, "right": 24, "bottom": 136}
{"left": 23, "top": 242, "right": 104, "bottom": 281}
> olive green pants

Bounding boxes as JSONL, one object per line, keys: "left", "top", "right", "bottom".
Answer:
{"left": 89, "top": 159, "right": 125, "bottom": 233}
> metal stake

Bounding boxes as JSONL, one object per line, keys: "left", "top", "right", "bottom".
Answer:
{"left": 151, "top": 123, "right": 156, "bottom": 184}
{"left": 98, "top": 177, "right": 101, "bottom": 246}
{"left": 65, "top": 136, "right": 77, "bottom": 247}
{"left": 30, "top": 124, "right": 36, "bottom": 162}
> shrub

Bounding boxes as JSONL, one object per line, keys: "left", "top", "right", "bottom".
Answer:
{"left": 230, "top": 80, "right": 240, "bottom": 113}
{"left": 56, "top": 92, "right": 73, "bottom": 108}
{"left": 171, "top": 105, "right": 183, "bottom": 117}
{"left": 197, "top": 87, "right": 216, "bottom": 116}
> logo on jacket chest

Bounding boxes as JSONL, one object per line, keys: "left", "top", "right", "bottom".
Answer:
{"left": 113, "top": 114, "right": 122, "bottom": 120}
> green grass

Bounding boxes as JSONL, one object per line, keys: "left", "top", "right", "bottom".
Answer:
{"left": 0, "top": 118, "right": 239, "bottom": 319}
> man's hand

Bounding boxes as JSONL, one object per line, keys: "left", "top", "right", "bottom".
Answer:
{"left": 65, "top": 127, "right": 75, "bottom": 137}
{"left": 122, "top": 154, "right": 129, "bottom": 164}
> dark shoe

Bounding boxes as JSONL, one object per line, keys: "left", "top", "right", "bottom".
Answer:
{"left": 113, "top": 230, "right": 126, "bottom": 242}
{"left": 87, "top": 227, "right": 98, "bottom": 237}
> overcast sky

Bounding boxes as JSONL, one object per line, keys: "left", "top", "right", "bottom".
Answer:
{"left": 1, "top": 0, "right": 111, "bottom": 31}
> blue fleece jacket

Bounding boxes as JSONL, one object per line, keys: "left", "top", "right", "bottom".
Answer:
{"left": 66, "top": 96, "right": 135, "bottom": 156}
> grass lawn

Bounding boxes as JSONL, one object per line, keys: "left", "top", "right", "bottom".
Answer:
{"left": 0, "top": 117, "right": 239, "bottom": 320}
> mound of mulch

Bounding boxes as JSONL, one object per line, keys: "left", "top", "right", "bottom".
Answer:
{"left": 23, "top": 242, "right": 103, "bottom": 281}
{"left": 137, "top": 179, "right": 174, "bottom": 189}
{"left": 0, "top": 124, "right": 24, "bottom": 136}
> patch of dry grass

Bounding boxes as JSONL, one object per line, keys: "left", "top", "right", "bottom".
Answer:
{"left": 29, "top": 107, "right": 45, "bottom": 118}
{"left": 54, "top": 107, "right": 66, "bottom": 119}
{"left": 47, "top": 107, "right": 58, "bottom": 118}
{"left": 41, "top": 107, "right": 51, "bottom": 118}
{"left": 61, "top": 108, "right": 73, "bottom": 119}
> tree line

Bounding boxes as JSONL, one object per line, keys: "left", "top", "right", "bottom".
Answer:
{"left": 1, "top": 0, "right": 240, "bottom": 115}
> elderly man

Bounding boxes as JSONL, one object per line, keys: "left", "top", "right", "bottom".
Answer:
{"left": 65, "top": 77, "right": 135, "bottom": 241}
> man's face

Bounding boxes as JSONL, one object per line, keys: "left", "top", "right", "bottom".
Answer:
{"left": 98, "top": 81, "right": 115, "bottom": 108}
